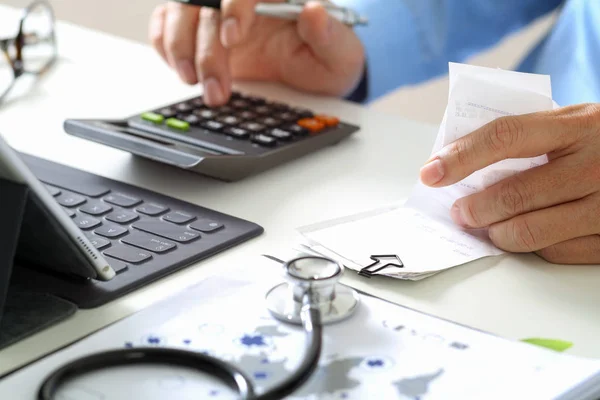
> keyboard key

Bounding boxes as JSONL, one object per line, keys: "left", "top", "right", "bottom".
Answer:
{"left": 194, "top": 109, "right": 218, "bottom": 119}
{"left": 56, "top": 192, "right": 86, "bottom": 207}
{"left": 136, "top": 203, "right": 169, "bottom": 216}
{"left": 163, "top": 211, "right": 195, "bottom": 224}
{"left": 43, "top": 181, "right": 110, "bottom": 198}
{"left": 95, "top": 224, "right": 128, "bottom": 238}
{"left": 106, "top": 257, "right": 128, "bottom": 274}
{"left": 259, "top": 117, "right": 281, "bottom": 127}
{"left": 224, "top": 126, "right": 250, "bottom": 139}
{"left": 80, "top": 202, "right": 113, "bottom": 216}
{"left": 190, "top": 219, "right": 224, "bottom": 233}
{"left": 132, "top": 220, "right": 200, "bottom": 243}
{"left": 314, "top": 114, "right": 340, "bottom": 127}
{"left": 73, "top": 215, "right": 102, "bottom": 230}
{"left": 251, "top": 134, "right": 277, "bottom": 147}
{"left": 104, "top": 244, "right": 152, "bottom": 264}
{"left": 200, "top": 120, "right": 225, "bottom": 132}
{"left": 45, "top": 184, "right": 61, "bottom": 196}
{"left": 166, "top": 118, "right": 190, "bottom": 131}
{"left": 268, "top": 128, "right": 293, "bottom": 141}
{"left": 103, "top": 193, "right": 142, "bottom": 208}
{"left": 106, "top": 210, "right": 139, "bottom": 224}
{"left": 240, "top": 122, "right": 266, "bottom": 133}
{"left": 64, "top": 208, "right": 76, "bottom": 218}
{"left": 297, "top": 118, "right": 326, "bottom": 134}
{"left": 156, "top": 107, "right": 177, "bottom": 118}
{"left": 87, "top": 236, "right": 110, "bottom": 250}
{"left": 122, "top": 231, "right": 177, "bottom": 254}
{"left": 141, "top": 112, "right": 164, "bottom": 124}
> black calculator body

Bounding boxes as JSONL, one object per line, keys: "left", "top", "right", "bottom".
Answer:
{"left": 64, "top": 92, "right": 360, "bottom": 181}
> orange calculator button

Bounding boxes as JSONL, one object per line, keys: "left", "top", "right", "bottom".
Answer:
{"left": 297, "top": 118, "right": 326, "bottom": 134}
{"left": 314, "top": 115, "right": 340, "bottom": 127}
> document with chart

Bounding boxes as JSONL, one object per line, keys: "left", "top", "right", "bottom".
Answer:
{"left": 3, "top": 260, "right": 600, "bottom": 400}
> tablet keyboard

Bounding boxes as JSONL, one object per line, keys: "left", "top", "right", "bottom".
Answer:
{"left": 64, "top": 91, "right": 360, "bottom": 181}
{"left": 17, "top": 154, "right": 263, "bottom": 308}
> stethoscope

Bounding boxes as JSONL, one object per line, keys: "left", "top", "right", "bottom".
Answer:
{"left": 37, "top": 256, "right": 360, "bottom": 400}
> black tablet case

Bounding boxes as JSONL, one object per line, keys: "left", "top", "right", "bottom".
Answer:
{"left": 0, "top": 179, "right": 76, "bottom": 351}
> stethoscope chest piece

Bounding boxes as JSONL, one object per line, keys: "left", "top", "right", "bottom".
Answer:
{"left": 265, "top": 256, "right": 360, "bottom": 325}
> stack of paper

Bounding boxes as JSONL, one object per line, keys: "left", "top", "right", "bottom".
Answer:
{"left": 297, "top": 63, "right": 557, "bottom": 280}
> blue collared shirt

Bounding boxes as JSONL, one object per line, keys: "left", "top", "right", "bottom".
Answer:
{"left": 337, "top": 0, "right": 600, "bottom": 107}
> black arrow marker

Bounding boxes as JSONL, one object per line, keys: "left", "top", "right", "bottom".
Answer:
{"left": 358, "top": 254, "right": 404, "bottom": 278}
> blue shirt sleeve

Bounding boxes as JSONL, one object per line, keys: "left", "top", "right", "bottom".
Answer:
{"left": 336, "top": 0, "right": 564, "bottom": 103}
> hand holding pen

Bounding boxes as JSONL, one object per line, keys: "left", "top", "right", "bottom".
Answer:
{"left": 149, "top": 0, "right": 367, "bottom": 106}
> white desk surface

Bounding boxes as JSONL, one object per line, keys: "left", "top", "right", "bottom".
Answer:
{"left": 1, "top": 4, "right": 600, "bottom": 383}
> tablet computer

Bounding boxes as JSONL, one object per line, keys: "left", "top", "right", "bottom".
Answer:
{"left": 0, "top": 133, "right": 116, "bottom": 281}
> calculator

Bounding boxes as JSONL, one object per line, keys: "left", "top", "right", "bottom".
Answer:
{"left": 64, "top": 91, "right": 360, "bottom": 181}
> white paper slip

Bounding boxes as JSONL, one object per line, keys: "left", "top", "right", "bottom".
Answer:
{"left": 298, "top": 63, "right": 558, "bottom": 280}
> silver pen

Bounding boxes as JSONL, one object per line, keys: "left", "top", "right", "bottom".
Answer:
{"left": 175, "top": 0, "right": 368, "bottom": 26}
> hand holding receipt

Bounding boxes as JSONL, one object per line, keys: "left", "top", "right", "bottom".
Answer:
{"left": 150, "top": 0, "right": 366, "bottom": 106}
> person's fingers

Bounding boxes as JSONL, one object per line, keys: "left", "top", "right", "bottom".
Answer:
{"left": 163, "top": 2, "right": 200, "bottom": 84}
{"left": 219, "top": 0, "right": 268, "bottom": 48}
{"left": 536, "top": 235, "right": 600, "bottom": 264}
{"left": 149, "top": 4, "right": 168, "bottom": 62}
{"left": 451, "top": 155, "right": 595, "bottom": 228}
{"left": 420, "top": 110, "right": 580, "bottom": 188}
{"left": 196, "top": 7, "right": 230, "bottom": 106}
{"left": 296, "top": 1, "right": 363, "bottom": 71}
{"left": 487, "top": 195, "right": 600, "bottom": 253}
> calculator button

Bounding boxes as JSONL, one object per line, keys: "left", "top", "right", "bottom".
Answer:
{"left": 190, "top": 219, "right": 224, "bottom": 233}
{"left": 224, "top": 126, "right": 250, "bottom": 139}
{"left": 103, "top": 193, "right": 142, "bottom": 207}
{"left": 80, "top": 202, "right": 113, "bottom": 216}
{"left": 73, "top": 215, "right": 102, "bottom": 230}
{"left": 252, "top": 134, "right": 277, "bottom": 147}
{"left": 268, "top": 128, "right": 293, "bottom": 141}
{"left": 133, "top": 220, "right": 200, "bottom": 243}
{"left": 122, "top": 231, "right": 176, "bottom": 254}
{"left": 275, "top": 112, "right": 298, "bottom": 122}
{"left": 238, "top": 110, "right": 257, "bottom": 120}
{"left": 255, "top": 105, "right": 271, "bottom": 115}
{"left": 240, "top": 121, "right": 266, "bottom": 133}
{"left": 141, "top": 112, "right": 164, "bottom": 124}
{"left": 106, "top": 210, "right": 139, "bottom": 224}
{"left": 284, "top": 124, "right": 309, "bottom": 136}
{"left": 297, "top": 118, "right": 325, "bottom": 134}
{"left": 191, "top": 97, "right": 205, "bottom": 107}
{"left": 194, "top": 109, "right": 218, "bottom": 119}
{"left": 163, "top": 211, "right": 196, "bottom": 224}
{"left": 246, "top": 95, "right": 266, "bottom": 104}
{"left": 56, "top": 192, "right": 86, "bottom": 207}
{"left": 314, "top": 114, "right": 340, "bottom": 127}
{"left": 217, "top": 115, "right": 241, "bottom": 125}
{"left": 136, "top": 203, "right": 169, "bottom": 216}
{"left": 156, "top": 107, "right": 177, "bottom": 118}
{"left": 231, "top": 99, "right": 250, "bottom": 108}
{"left": 182, "top": 114, "right": 201, "bottom": 125}
{"left": 259, "top": 117, "right": 281, "bottom": 127}
{"left": 216, "top": 105, "right": 235, "bottom": 114}
{"left": 104, "top": 244, "right": 152, "bottom": 264}
{"left": 200, "top": 120, "right": 225, "bottom": 132}
{"left": 95, "top": 224, "right": 129, "bottom": 238}
{"left": 166, "top": 118, "right": 190, "bottom": 131}
{"left": 293, "top": 108, "right": 314, "bottom": 118}
{"left": 175, "top": 103, "right": 193, "bottom": 112}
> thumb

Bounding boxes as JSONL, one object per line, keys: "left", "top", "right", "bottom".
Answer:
{"left": 296, "top": 2, "right": 364, "bottom": 73}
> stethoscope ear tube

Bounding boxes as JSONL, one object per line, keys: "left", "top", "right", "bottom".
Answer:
{"left": 37, "top": 347, "right": 256, "bottom": 400}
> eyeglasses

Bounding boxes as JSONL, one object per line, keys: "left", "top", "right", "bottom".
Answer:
{"left": 0, "top": 0, "right": 57, "bottom": 105}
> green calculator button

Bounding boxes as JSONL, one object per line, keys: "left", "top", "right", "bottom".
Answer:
{"left": 166, "top": 118, "right": 190, "bottom": 131}
{"left": 141, "top": 112, "right": 164, "bottom": 124}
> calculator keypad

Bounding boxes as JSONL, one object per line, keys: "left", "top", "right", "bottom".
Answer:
{"left": 136, "top": 91, "right": 341, "bottom": 152}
